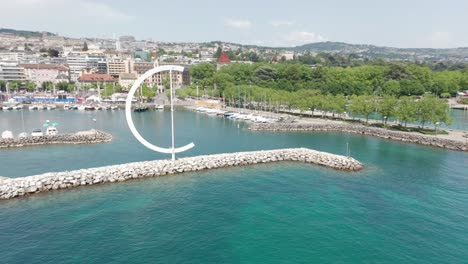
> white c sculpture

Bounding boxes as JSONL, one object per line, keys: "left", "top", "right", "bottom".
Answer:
{"left": 125, "top": 65, "right": 195, "bottom": 160}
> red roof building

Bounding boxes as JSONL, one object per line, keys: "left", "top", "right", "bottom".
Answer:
{"left": 217, "top": 52, "right": 231, "bottom": 63}
{"left": 79, "top": 74, "right": 115, "bottom": 83}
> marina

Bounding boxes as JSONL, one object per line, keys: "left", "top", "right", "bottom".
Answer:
{"left": 0, "top": 4, "right": 467, "bottom": 261}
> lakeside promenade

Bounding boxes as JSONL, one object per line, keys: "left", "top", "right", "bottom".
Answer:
{"left": 216, "top": 106, "right": 468, "bottom": 151}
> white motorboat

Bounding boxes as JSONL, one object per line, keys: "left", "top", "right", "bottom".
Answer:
{"left": 18, "top": 132, "right": 28, "bottom": 138}
{"left": 155, "top": 104, "right": 164, "bottom": 110}
{"left": 46, "top": 104, "right": 57, "bottom": 110}
{"left": 227, "top": 113, "right": 239, "bottom": 119}
{"left": 206, "top": 108, "right": 219, "bottom": 115}
{"left": 63, "top": 104, "right": 70, "bottom": 110}
{"left": 45, "top": 126, "right": 58, "bottom": 136}
{"left": 111, "top": 105, "right": 119, "bottom": 110}
{"left": 77, "top": 105, "right": 86, "bottom": 111}
{"left": 31, "top": 128, "right": 43, "bottom": 137}
{"left": 1, "top": 130, "right": 14, "bottom": 139}
{"left": 12, "top": 104, "right": 23, "bottom": 110}
{"left": 196, "top": 107, "right": 208, "bottom": 112}
{"left": 28, "top": 105, "right": 38, "bottom": 110}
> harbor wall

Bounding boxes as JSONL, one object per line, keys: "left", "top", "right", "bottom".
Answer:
{"left": 250, "top": 123, "right": 468, "bottom": 151}
{"left": 0, "top": 130, "right": 112, "bottom": 148}
{"left": 0, "top": 148, "right": 363, "bottom": 200}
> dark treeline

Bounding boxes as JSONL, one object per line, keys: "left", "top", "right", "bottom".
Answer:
{"left": 190, "top": 61, "right": 468, "bottom": 97}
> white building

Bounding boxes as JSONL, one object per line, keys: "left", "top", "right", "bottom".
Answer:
{"left": 0, "top": 62, "right": 26, "bottom": 81}
{"left": 118, "top": 73, "right": 137, "bottom": 88}
{"left": 66, "top": 54, "right": 105, "bottom": 82}
{"left": 21, "top": 64, "right": 70, "bottom": 85}
{"left": 0, "top": 52, "right": 25, "bottom": 62}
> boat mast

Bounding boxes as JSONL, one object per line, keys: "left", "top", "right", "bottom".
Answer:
{"left": 169, "top": 69, "right": 175, "bottom": 161}
{"left": 237, "top": 85, "right": 240, "bottom": 113}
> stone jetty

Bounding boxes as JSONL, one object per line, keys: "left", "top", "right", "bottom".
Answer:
{"left": 250, "top": 123, "right": 468, "bottom": 151}
{"left": 0, "top": 148, "right": 363, "bottom": 200}
{"left": 0, "top": 130, "right": 112, "bottom": 149}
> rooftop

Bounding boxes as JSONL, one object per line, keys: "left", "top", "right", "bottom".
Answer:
{"left": 79, "top": 74, "right": 115, "bottom": 82}
{"left": 217, "top": 52, "right": 231, "bottom": 63}
{"left": 21, "top": 63, "right": 69, "bottom": 71}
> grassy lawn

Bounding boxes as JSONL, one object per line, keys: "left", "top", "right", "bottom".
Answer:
{"left": 390, "top": 125, "right": 449, "bottom": 135}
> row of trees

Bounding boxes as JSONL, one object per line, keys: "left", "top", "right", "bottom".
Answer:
{"left": 190, "top": 62, "right": 468, "bottom": 97}
{"left": 177, "top": 82, "right": 451, "bottom": 129}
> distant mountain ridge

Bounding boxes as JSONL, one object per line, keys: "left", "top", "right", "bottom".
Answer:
{"left": 294, "top": 41, "right": 468, "bottom": 61}
{"left": 0, "top": 28, "right": 56, "bottom": 37}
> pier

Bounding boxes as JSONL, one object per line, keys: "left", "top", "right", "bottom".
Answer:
{"left": 0, "top": 129, "right": 112, "bottom": 148}
{"left": 250, "top": 123, "right": 468, "bottom": 151}
{"left": 0, "top": 148, "right": 363, "bottom": 200}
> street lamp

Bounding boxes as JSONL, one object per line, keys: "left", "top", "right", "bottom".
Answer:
{"left": 435, "top": 122, "right": 440, "bottom": 136}
{"left": 384, "top": 116, "right": 387, "bottom": 128}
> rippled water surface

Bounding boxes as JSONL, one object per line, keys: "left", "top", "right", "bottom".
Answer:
{"left": 0, "top": 109, "right": 467, "bottom": 263}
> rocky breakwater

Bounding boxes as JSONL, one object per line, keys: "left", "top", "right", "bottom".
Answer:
{"left": 0, "top": 130, "right": 112, "bottom": 148}
{"left": 250, "top": 123, "right": 468, "bottom": 151}
{"left": 0, "top": 148, "right": 363, "bottom": 200}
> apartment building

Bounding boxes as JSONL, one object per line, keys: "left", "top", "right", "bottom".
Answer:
{"left": 0, "top": 52, "right": 25, "bottom": 62}
{"left": 107, "top": 59, "right": 131, "bottom": 77}
{"left": 0, "top": 62, "right": 26, "bottom": 81}
{"left": 129, "top": 61, "right": 191, "bottom": 91}
{"left": 21, "top": 63, "right": 70, "bottom": 85}
{"left": 66, "top": 54, "right": 106, "bottom": 82}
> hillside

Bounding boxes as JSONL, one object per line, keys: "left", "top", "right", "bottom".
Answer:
{"left": 294, "top": 41, "right": 468, "bottom": 61}
{"left": 0, "top": 28, "right": 55, "bottom": 37}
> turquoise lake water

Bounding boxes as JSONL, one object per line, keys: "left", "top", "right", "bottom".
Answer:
{"left": 0, "top": 109, "right": 467, "bottom": 263}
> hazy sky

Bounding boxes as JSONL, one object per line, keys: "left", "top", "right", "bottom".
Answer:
{"left": 1, "top": 0, "right": 467, "bottom": 48}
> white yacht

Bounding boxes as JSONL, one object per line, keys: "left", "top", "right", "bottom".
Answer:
{"left": 155, "top": 105, "right": 164, "bottom": 110}
{"left": 45, "top": 126, "right": 58, "bottom": 136}
{"left": 31, "top": 128, "right": 43, "bottom": 137}
{"left": 46, "top": 104, "right": 57, "bottom": 110}
{"left": 1, "top": 130, "right": 14, "bottom": 139}
{"left": 18, "top": 132, "right": 28, "bottom": 138}
{"left": 12, "top": 104, "right": 23, "bottom": 110}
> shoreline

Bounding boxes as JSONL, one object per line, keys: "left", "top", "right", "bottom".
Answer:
{"left": 190, "top": 105, "right": 467, "bottom": 151}
{"left": 250, "top": 122, "right": 468, "bottom": 151}
{"left": 0, "top": 148, "right": 363, "bottom": 200}
{"left": 0, "top": 129, "right": 113, "bottom": 149}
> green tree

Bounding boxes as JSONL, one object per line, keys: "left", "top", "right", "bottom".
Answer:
{"left": 191, "top": 62, "right": 216, "bottom": 88}
{"left": 82, "top": 42, "right": 88, "bottom": 51}
{"left": 350, "top": 95, "right": 377, "bottom": 124}
{"left": 213, "top": 72, "right": 234, "bottom": 95}
{"left": 25, "top": 81, "right": 36, "bottom": 92}
{"left": 0, "top": 80, "right": 6, "bottom": 92}
{"left": 417, "top": 95, "right": 452, "bottom": 129}
{"left": 395, "top": 96, "right": 418, "bottom": 127}
{"left": 41, "top": 81, "right": 53, "bottom": 91}
{"left": 254, "top": 66, "right": 278, "bottom": 82}
{"left": 381, "top": 80, "right": 400, "bottom": 96}
{"left": 378, "top": 95, "right": 398, "bottom": 126}
{"left": 47, "top": 48, "right": 59, "bottom": 57}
